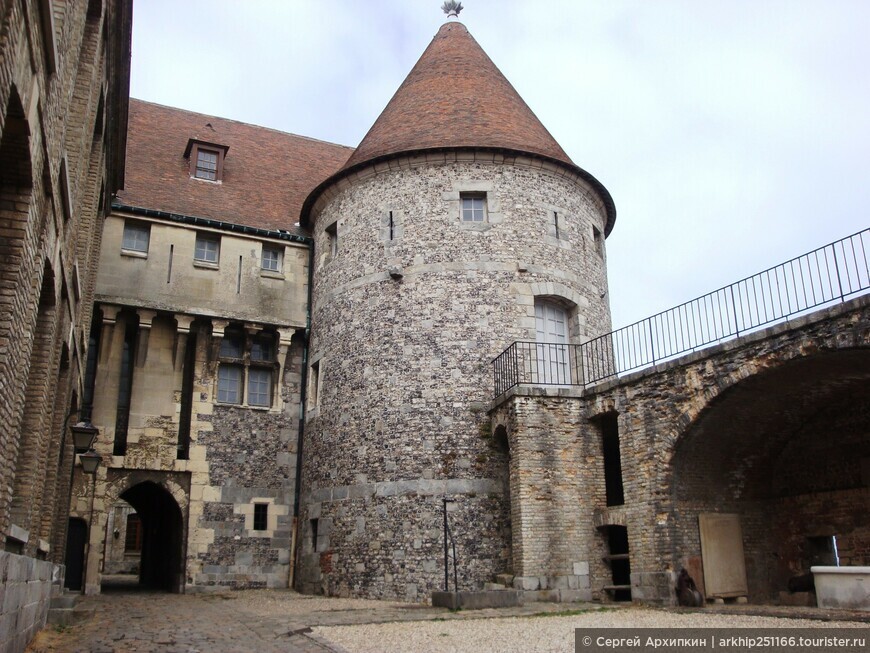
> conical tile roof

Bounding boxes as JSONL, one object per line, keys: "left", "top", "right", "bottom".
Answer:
{"left": 303, "top": 21, "right": 615, "bottom": 233}
{"left": 341, "top": 21, "right": 573, "bottom": 170}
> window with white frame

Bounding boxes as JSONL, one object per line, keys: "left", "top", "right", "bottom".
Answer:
{"left": 262, "top": 245, "right": 283, "bottom": 272}
{"left": 122, "top": 221, "right": 150, "bottom": 253}
{"left": 194, "top": 234, "right": 220, "bottom": 264}
{"left": 461, "top": 193, "right": 487, "bottom": 222}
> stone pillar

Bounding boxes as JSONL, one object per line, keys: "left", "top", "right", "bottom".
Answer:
{"left": 173, "top": 315, "right": 195, "bottom": 370}
{"left": 134, "top": 309, "right": 156, "bottom": 368}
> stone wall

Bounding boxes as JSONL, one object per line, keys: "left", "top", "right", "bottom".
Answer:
{"left": 0, "top": 1, "right": 129, "bottom": 650}
{"left": 0, "top": 552, "right": 62, "bottom": 653}
{"left": 301, "top": 152, "right": 611, "bottom": 600}
{"left": 491, "top": 297, "right": 869, "bottom": 605}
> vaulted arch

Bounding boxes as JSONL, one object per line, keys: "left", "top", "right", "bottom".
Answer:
{"left": 668, "top": 349, "right": 870, "bottom": 602}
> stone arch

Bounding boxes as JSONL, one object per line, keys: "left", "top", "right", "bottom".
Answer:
{"left": 666, "top": 347, "right": 870, "bottom": 604}
{"left": 0, "top": 85, "right": 36, "bottom": 536}
{"left": 9, "top": 262, "right": 59, "bottom": 546}
{"left": 99, "top": 473, "right": 189, "bottom": 593}
{"left": 518, "top": 281, "right": 595, "bottom": 343}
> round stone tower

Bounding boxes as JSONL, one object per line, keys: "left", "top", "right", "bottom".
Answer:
{"left": 296, "top": 21, "right": 616, "bottom": 600}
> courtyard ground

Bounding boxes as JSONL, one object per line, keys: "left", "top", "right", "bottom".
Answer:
{"left": 26, "top": 590, "right": 870, "bottom": 653}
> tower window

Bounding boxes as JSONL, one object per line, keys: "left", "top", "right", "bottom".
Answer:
{"left": 253, "top": 503, "right": 268, "bottom": 531}
{"left": 592, "top": 225, "right": 603, "bottom": 257}
{"left": 309, "top": 360, "right": 321, "bottom": 409}
{"left": 325, "top": 222, "right": 338, "bottom": 259}
{"left": 122, "top": 221, "right": 150, "bottom": 253}
{"left": 461, "top": 193, "right": 487, "bottom": 222}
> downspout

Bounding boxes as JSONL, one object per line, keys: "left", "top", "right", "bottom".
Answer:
{"left": 289, "top": 237, "right": 314, "bottom": 589}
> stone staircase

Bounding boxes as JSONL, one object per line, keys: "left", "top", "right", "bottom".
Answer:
{"left": 47, "top": 591, "right": 94, "bottom": 627}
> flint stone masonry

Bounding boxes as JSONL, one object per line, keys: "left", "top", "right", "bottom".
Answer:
{"left": 492, "top": 296, "right": 870, "bottom": 605}
{"left": 301, "top": 154, "right": 611, "bottom": 600}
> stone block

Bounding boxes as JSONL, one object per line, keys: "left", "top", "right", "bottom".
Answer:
{"left": 513, "top": 576, "right": 539, "bottom": 591}
{"left": 431, "top": 590, "right": 521, "bottom": 610}
{"left": 523, "top": 589, "right": 561, "bottom": 603}
{"left": 573, "top": 561, "right": 589, "bottom": 576}
{"left": 559, "top": 589, "right": 593, "bottom": 602}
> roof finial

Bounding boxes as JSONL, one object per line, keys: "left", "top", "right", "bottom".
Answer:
{"left": 441, "top": 1, "right": 463, "bottom": 19}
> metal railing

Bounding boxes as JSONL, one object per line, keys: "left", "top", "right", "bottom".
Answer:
{"left": 494, "top": 228, "right": 869, "bottom": 397}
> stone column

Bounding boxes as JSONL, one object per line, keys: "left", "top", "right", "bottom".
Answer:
{"left": 134, "top": 309, "right": 156, "bottom": 367}
{"left": 173, "top": 315, "right": 195, "bottom": 370}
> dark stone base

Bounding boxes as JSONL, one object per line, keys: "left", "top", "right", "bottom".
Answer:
{"left": 431, "top": 589, "right": 522, "bottom": 610}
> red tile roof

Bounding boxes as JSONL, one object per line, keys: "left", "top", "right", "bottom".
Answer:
{"left": 117, "top": 99, "right": 354, "bottom": 232}
{"left": 304, "top": 22, "right": 615, "bottom": 233}
{"left": 342, "top": 21, "right": 574, "bottom": 171}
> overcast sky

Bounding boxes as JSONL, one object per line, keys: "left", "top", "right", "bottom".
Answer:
{"left": 129, "top": 0, "right": 869, "bottom": 329}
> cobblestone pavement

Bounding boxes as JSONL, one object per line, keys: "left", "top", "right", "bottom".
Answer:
{"left": 25, "top": 589, "right": 870, "bottom": 653}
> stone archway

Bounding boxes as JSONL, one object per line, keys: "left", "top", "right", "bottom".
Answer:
{"left": 118, "top": 481, "right": 185, "bottom": 592}
{"left": 669, "top": 349, "right": 870, "bottom": 604}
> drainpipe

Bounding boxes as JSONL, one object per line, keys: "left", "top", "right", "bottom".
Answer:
{"left": 289, "top": 238, "right": 314, "bottom": 589}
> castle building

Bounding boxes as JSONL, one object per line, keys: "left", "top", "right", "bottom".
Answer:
{"left": 5, "top": 9, "right": 867, "bottom": 643}
{"left": 67, "top": 17, "right": 618, "bottom": 600}
{"left": 0, "top": 1, "right": 132, "bottom": 650}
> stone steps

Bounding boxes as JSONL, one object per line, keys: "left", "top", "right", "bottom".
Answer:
{"left": 47, "top": 592, "right": 94, "bottom": 627}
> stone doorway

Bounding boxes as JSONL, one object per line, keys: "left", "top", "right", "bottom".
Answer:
{"left": 64, "top": 518, "right": 88, "bottom": 591}
{"left": 117, "top": 482, "right": 184, "bottom": 592}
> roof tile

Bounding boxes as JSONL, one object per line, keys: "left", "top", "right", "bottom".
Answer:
{"left": 117, "top": 99, "right": 354, "bottom": 233}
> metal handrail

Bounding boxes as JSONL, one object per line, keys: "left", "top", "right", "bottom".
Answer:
{"left": 494, "top": 228, "right": 869, "bottom": 397}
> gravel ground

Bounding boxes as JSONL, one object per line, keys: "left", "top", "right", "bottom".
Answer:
{"left": 314, "top": 607, "right": 868, "bottom": 653}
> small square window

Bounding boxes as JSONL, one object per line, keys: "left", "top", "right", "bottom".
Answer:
{"left": 217, "top": 364, "right": 242, "bottom": 404}
{"left": 195, "top": 148, "right": 219, "bottom": 181}
{"left": 248, "top": 368, "right": 272, "bottom": 407}
{"left": 194, "top": 234, "right": 220, "bottom": 264}
{"left": 262, "top": 246, "right": 282, "bottom": 272}
{"left": 461, "top": 193, "right": 486, "bottom": 222}
{"left": 253, "top": 503, "right": 268, "bottom": 531}
{"left": 122, "top": 222, "right": 150, "bottom": 253}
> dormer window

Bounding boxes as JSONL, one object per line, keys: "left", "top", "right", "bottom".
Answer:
{"left": 184, "top": 139, "right": 229, "bottom": 182}
{"left": 195, "top": 148, "right": 219, "bottom": 180}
